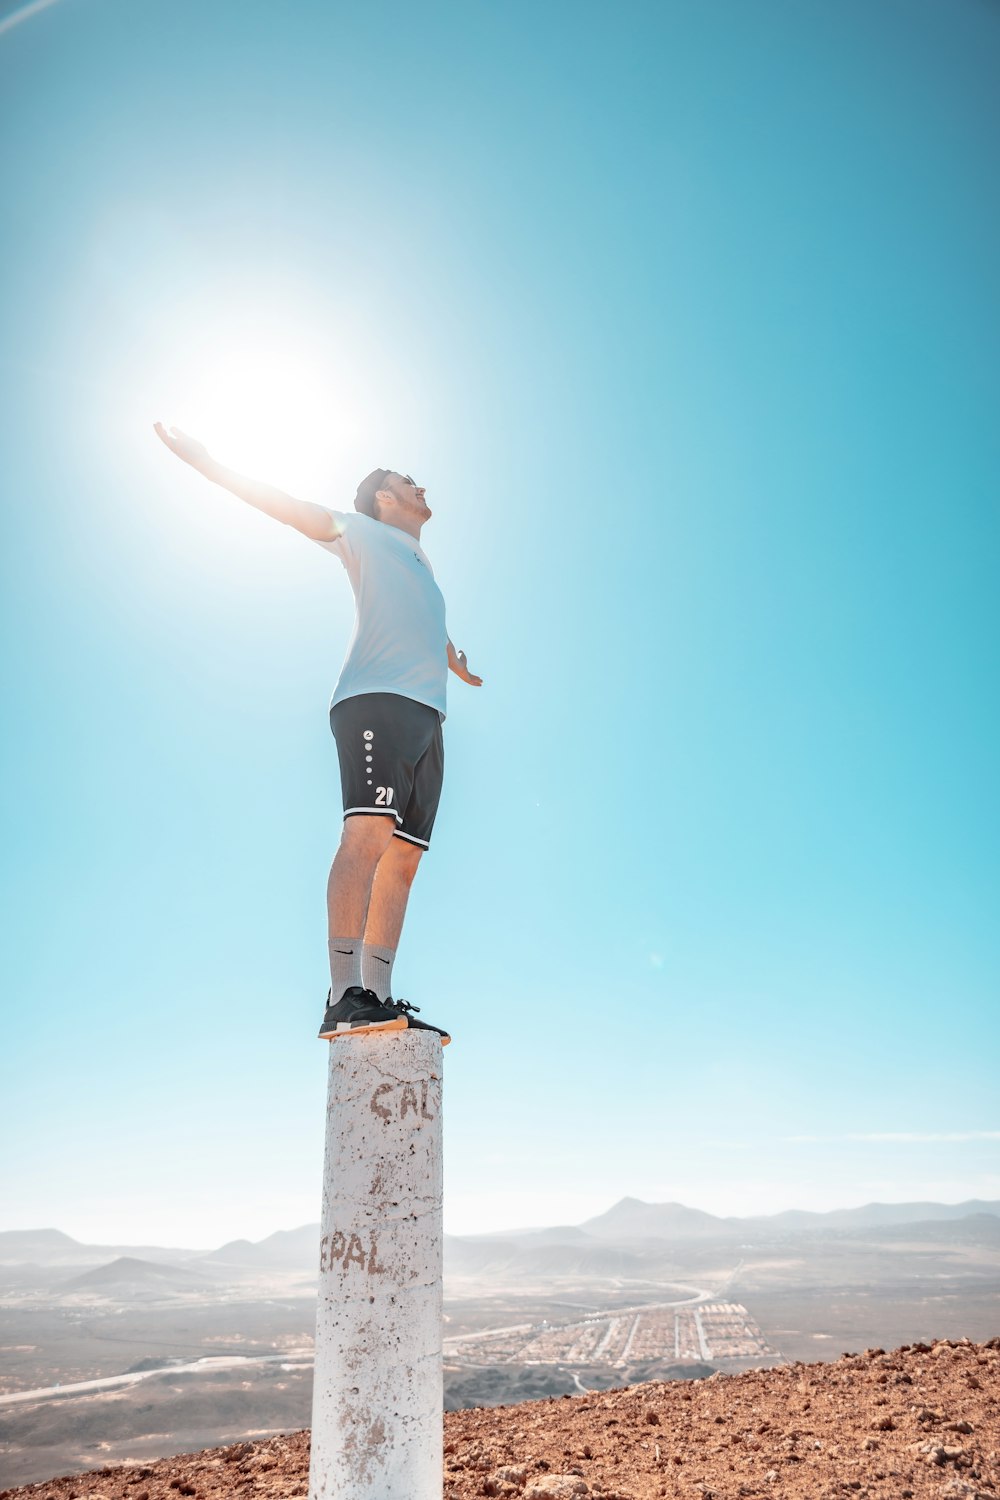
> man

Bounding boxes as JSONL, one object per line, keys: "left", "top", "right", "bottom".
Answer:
{"left": 154, "top": 424, "right": 481, "bottom": 1046}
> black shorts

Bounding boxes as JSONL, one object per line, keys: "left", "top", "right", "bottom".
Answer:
{"left": 329, "top": 692, "right": 444, "bottom": 851}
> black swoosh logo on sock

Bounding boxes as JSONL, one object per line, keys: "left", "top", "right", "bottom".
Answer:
{"left": 372, "top": 955, "right": 390, "bottom": 965}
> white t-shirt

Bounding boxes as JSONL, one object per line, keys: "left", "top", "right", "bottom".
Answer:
{"left": 315, "top": 511, "right": 449, "bottom": 717}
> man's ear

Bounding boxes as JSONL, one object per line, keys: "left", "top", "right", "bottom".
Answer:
{"left": 374, "top": 487, "right": 393, "bottom": 512}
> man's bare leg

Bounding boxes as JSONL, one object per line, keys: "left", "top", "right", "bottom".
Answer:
{"left": 361, "top": 837, "right": 448, "bottom": 1042}
{"left": 326, "top": 815, "right": 398, "bottom": 939}
{"left": 319, "top": 815, "right": 405, "bottom": 1036}
{"left": 364, "top": 838, "right": 423, "bottom": 952}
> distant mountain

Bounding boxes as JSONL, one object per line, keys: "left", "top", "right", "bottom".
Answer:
{"left": 0, "top": 1229, "right": 204, "bottom": 1270}
{"left": 861, "top": 1212, "right": 1000, "bottom": 1246}
{"left": 577, "top": 1197, "right": 1000, "bottom": 1243}
{"left": 460, "top": 1224, "right": 597, "bottom": 1245}
{"left": 0, "top": 1228, "right": 84, "bottom": 1263}
{"left": 8, "top": 1197, "right": 1000, "bottom": 1279}
{"left": 199, "top": 1224, "right": 320, "bottom": 1269}
{"left": 61, "top": 1256, "right": 218, "bottom": 1296}
{"left": 736, "top": 1200, "right": 1000, "bottom": 1234}
{"left": 513, "top": 1225, "right": 595, "bottom": 1247}
{"left": 444, "top": 1236, "right": 520, "bottom": 1276}
{"left": 581, "top": 1198, "right": 726, "bottom": 1240}
{"left": 443, "top": 1234, "right": 657, "bottom": 1280}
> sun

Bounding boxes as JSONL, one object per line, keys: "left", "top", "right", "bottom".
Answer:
{"left": 168, "top": 338, "right": 352, "bottom": 493}
{"left": 139, "top": 281, "right": 396, "bottom": 502}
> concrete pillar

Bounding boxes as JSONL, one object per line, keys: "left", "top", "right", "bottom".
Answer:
{"left": 308, "top": 1031, "right": 444, "bottom": 1500}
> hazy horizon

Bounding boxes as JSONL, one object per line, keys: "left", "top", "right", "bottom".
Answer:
{"left": 5, "top": 1188, "right": 1000, "bottom": 1253}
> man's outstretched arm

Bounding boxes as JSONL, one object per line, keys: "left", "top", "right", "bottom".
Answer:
{"left": 153, "top": 424, "right": 340, "bottom": 542}
{"left": 447, "top": 640, "right": 483, "bottom": 686}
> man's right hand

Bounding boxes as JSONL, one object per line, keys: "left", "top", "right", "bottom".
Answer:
{"left": 154, "top": 423, "right": 213, "bottom": 473}
{"left": 152, "top": 424, "right": 340, "bottom": 541}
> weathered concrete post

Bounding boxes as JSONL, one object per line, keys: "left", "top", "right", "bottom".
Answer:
{"left": 308, "top": 1031, "right": 444, "bottom": 1500}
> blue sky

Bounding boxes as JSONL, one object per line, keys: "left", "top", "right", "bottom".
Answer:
{"left": 1, "top": 0, "right": 998, "bottom": 1247}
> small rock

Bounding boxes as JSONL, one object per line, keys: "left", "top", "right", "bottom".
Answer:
{"left": 945, "top": 1421, "right": 974, "bottom": 1435}
{"left": 523, "top": 1478, "right": 589, "bottom": 1500}
{"left": 495, "top": 1466, "right": 529, "bottom": 1485}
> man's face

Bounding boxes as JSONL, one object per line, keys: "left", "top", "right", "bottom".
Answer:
{"left": 385, "top": 472, "right": 431, "bottom": 521}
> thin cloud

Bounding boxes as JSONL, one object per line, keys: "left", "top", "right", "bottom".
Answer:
{"left": 0, "top": 0, "right": 66, "bottom": 38}
{"left": 783, "top": 1131, "right": 1000, "bottom": 1145}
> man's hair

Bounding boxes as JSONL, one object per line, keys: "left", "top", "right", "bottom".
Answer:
{"left": 354, "top": 469, "right": 394, "bottom": 519}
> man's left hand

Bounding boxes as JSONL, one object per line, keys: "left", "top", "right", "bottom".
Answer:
{"left": 448, "top": 644, "right": 483, "bottom": 686}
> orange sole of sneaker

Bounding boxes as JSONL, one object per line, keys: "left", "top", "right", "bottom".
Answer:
{"left": 321, "top": 1017, "right": 408, "bottom": 1041}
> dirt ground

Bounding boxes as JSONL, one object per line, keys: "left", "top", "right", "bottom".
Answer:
{"left": 3, "top": 1336, "right": 997, "bottom": 1500}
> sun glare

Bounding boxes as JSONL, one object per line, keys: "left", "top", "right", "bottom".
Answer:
{"left": 169, "top": 341, "right": 351, "bottom": 492}
{"left": 130, "top": 310, "right": 388, "bottom": 563}
{"left": 136, "top": 285, "right": 399, "bottom": 505}
{"left": 129, "top": 286, "right": 434, "bottom": 562}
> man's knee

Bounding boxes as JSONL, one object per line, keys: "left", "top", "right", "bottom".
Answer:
{"left": 338, "top": 813, "right": 397, "bottom": 861}
{"left": 386, "top": 837, "right": 424, "bottom": 881}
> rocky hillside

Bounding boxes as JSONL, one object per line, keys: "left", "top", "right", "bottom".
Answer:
{"left": 3, "top": 1337, "right": 997, "bottom": 1500}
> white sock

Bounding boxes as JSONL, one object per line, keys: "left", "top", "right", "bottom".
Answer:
{"left": 363, "top": 942, "right": 396, "bottom": 1003}
{"left": 328, "top": 938, "right": 364, "bottom": 998}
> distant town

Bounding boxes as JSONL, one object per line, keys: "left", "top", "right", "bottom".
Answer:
{"left": 445, "top": 1299, "right": 777, "bottom": 1373}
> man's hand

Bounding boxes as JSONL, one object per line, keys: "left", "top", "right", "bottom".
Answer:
{"left": 448, "top": 642, "right": 483, "bottom": 686}
{"left": 153, "top": 423, "right": 213, "bottom": 474}
{"left": 152, "top": 423, "right": 339, "bottom": 541}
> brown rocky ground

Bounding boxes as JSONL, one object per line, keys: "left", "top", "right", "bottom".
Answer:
{"left": 3, "top": 1337, "right": 997, "bottom": 1500}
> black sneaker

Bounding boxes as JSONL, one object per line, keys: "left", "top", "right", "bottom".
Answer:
{"left": 318, "top": 986, "right": 407, "bottom": 1041}
{"left": 384, "top": 998, "right": 451, "bottom": 1046}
